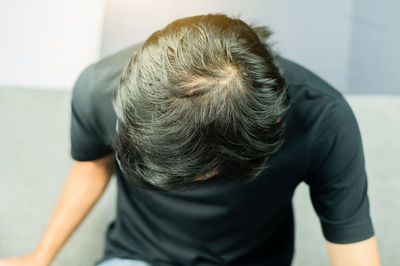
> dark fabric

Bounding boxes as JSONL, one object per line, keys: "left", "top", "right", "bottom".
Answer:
{"left": 70, "top": 42, "right": 374, "bottom": 266}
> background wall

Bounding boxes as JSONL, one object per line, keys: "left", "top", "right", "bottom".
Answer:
{"left": 0, "top": 0, "right": 106, "bottom": 90}
{"left": 100, "top": 0, "right": 354, "bottom": 93}
{"left": 347, "top": 0, "right": 400, "bottom": 94}
{"left": 1, "top": 0, "right": 399, "bottom": 94}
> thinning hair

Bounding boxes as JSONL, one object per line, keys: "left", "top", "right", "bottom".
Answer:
{"left": 112, "top": 13, "right": 290, "bottom": 192}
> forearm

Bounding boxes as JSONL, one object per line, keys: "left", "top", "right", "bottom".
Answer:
{"left": 326, "top": 236, "right": 381, "bottom": 266}
{"left": 32, "top": 155, "right": 114, "bottom": 265}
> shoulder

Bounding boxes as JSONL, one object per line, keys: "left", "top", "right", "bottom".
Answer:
{"left": 277, "top": 57, "right": 348, "bottom": 139}
{"left": 91, "top": 42, "right": 144, "bottom": 83}
{"left": 71, "top": 42, "right": 144, "bottom": 115}
{"left": 276, "top": 56, "right": 343, "bottom": 101}
{"left": 276, "top": 57, "right": 360, "bottom": 166}
{"left": 73, "top": 42, "right": 144, "bottom": 94}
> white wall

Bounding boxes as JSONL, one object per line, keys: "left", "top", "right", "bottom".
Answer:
{"left": 0, "top": 0, "right": 106, "bottom": 90}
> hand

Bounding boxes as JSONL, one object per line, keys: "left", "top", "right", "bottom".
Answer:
{"left": 0, "top": 254, "right": 47, "bottom": 266}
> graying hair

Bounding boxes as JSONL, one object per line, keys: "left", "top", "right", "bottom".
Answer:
{"left": 112, "top": 13, "right": 290, "bottom": 191}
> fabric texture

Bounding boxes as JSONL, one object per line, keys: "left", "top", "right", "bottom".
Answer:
{"left": 69, "top": 42, "right": 374, "bottom": 266}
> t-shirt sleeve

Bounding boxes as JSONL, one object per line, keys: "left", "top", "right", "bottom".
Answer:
{"left": 69, "top": 63, "right": 113, "bottom": 161}
{"left": 305, "top": 96, "right": 374, "bottom": 244}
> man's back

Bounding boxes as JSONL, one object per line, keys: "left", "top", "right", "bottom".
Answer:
{"left": 69, "top": 42, "right": 373, "bottom": 265}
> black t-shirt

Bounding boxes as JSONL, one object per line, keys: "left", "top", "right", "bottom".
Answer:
{"left": 70, "top": 42, "right": 374, "bottom": 266}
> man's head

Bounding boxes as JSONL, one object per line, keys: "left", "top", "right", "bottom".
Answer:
{"left": 112, "top": 13, "right": 290, "bottom": 192}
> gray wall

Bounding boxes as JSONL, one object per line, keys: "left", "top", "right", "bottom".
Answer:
{"left": 100, "top": 0, "right": 400, "bottom": 94}
{"left": 1, "top": 0, "right": 397, "bottom": 93}
{"left": 347, "top": 0, "right": 400, "bottom": 94}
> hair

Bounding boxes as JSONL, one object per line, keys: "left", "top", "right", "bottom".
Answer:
{"left": 112, "top": 13, "right": 290, "bottom": 192}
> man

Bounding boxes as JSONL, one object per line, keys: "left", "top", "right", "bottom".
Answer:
{"left": 0, "top": 13, "right": 380, "bottom": 266}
